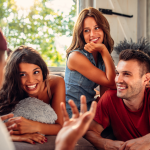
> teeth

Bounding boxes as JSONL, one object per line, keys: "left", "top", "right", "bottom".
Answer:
{"left": 27, "top": 84, "right": 36, "bottom": 89}
{"left": 91, "top": 38, "right": 98, "bottom": 42}
{"left": 120, "top": 87, "right": 125, "bottom": 89}
{"left": 118, "top": 87, "right": 126, "bottom": 89}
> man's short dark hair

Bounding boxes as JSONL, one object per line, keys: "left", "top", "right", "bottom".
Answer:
{"left": 119, "top": 49, "right": 150, "bottom": 76}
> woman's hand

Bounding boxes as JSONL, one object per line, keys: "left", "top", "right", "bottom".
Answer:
{"left": 8, "top": 117, "right": 38, "bottom": 134}
{"left": 1, "top": 113, "right": 21, "bottom": 134}
{"left": 11, "top": 133, "right": 47, "bottom": 144}
{"left": 84, "top": 42, "right": 105, "bottom": 53}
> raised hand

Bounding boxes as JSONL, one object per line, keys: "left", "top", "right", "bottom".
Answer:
{"left": 55, "top": 95, "right": 97, "bottom": 150}
{"left": 11, "top": 133, "right": 47, "bottom": 144}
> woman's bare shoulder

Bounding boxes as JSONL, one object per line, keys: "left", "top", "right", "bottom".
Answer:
{"left": 48, "top": 74, "right": 64, "bottom": 80}
{"left": 47, "top": 75, "right": 65, "bottom": 105}
{"left": 48, "top": 75, "right": 65, "bottom": 89}
{"left": 68, "top": 51, "right": 90, "bottom": 70}
{"left": 68, "top": 51, "right": 86, "bottom": 61}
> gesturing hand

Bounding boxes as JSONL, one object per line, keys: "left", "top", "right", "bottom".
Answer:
{"left": 84, "top": 42, "right": 105, "bottom": 53}
{"left": 55, "top": 95, "right": 97, "bottom": 150}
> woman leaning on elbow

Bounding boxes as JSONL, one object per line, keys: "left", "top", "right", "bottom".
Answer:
{"left": 64, "top": 7, "right": 116, "bottom": 118}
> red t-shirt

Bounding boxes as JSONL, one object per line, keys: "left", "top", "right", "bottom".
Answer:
{"left": 94, "top": 89, "right": 150, "bottom": 141}
{"left": 0, "top": 30, "right": 7, "bottom": 50}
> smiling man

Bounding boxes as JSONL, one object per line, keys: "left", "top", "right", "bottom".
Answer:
{"left": 85, "top": 49, "right": 150, "bottom": 150}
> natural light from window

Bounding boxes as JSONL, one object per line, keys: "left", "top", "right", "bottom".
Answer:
{"left": 15, "top": 0, "right": 35, "bottom": 9}
{"left": 1, "top": 0, "right": 77, "bottom": 67}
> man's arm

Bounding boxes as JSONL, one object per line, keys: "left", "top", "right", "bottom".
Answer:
{"left": 119, "top": 133, "right": 150, "bottom": 150}
{"left": 85, "top": 120, "right": 124, "bottom": 150}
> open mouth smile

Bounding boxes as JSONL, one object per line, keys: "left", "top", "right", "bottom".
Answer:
{"left": 90, "top": 37, "right": 99, "bottom": 43}
{"left": 116, "top": 84, "right": 127, "bottom": 91}
{"left": 26, "top": 84, "right": 38, "bottom": 90}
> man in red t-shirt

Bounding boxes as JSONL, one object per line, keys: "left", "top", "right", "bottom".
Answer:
{"left": 85, "top": 49, "right": 150, "bottom": 150}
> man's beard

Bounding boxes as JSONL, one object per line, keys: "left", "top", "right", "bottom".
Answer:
{"left": 116, "top": 80, "right": 143, "bottom": 100}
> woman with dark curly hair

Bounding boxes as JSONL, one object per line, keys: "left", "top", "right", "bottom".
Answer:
{"left": 65, "top": 7, "right": 116, "bottom": 117}
{"left": 0, "top": 45, "right": 65, "bottom": 144}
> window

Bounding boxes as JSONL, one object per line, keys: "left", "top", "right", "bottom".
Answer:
{"left": 0, "top": 0, "right": 77, "bottom": 67}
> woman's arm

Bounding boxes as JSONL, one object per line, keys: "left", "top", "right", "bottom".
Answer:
{"left": 68, "top": 43, "right": 116, "bottom": 88}
{"left": 11, "top": 133, "right": 47, "bottom": 144}
{"left": 43, "top": 75, "right": 65, "bottom": 134}
{"left": 10, "top": 76, "right": 65, "bottom": 135}
{"left": 37, "top": 75, "right": 65, "bottom": 135}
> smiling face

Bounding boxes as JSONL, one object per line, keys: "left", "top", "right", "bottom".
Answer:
{"left": 115, "top": 60, "right": 146, "bottom": 100}
{"left": 83, "top": 17, "right": 104, "bottom": 44}
{"left": 19, "top": 63, "right": 45, "bottom": 97}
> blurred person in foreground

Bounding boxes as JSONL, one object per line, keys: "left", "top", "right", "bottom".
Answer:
{"left": 0, "top": 29, "right": 20, "bottom": 150}
{"left": 55, "top": 95, "right": 97, "bottom": 150}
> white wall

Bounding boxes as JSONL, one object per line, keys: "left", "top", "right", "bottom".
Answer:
{"left": 78, "top": 0, "right": 147, "bottom": 65}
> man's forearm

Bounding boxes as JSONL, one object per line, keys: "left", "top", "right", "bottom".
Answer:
{"left": 133, "top": 133, "right": 150, "bottom": 145}
{"left": 85, "top": 131, "right": 124, "bottom": 150}
{"left": 119, "top": 133, "right": 150, "bottom": 150}
{"left": 132, "top": 133, "right": 150, "bottom": 144}
{"left": 85, "top": 130, "right": 112, "bottom": 150}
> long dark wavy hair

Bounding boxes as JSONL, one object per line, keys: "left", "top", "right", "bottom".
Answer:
{"left": 0, "top": 45, "right": 49, "bottom": 115}
{"left": 66, "top": 7, "right": 114, "bottom": 57}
